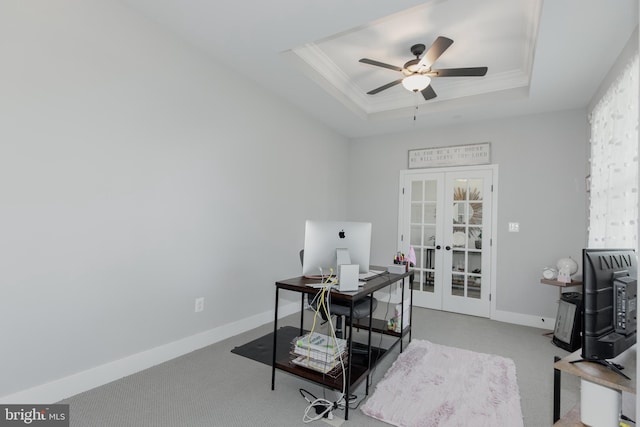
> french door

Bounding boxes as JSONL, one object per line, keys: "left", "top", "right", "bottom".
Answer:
{"left": 398, "top": 166, "right": 495, "bottom": 318}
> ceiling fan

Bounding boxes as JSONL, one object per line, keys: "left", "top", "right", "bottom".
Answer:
{"left": 359, "top": 36, "right": 488, "bottom": 101}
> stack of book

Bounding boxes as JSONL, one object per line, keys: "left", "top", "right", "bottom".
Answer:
{"left": 290, "top": 332, "right": 347, "bottom": 375}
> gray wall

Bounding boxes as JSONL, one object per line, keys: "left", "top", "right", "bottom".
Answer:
{"left": 0, "top": 1, "right": 348, "bottom": 398}
{"left": 348, "top": 109, "right": 589, "bottom": 321}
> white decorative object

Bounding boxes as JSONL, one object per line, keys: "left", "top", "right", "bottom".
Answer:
{"left": 556, "top": 257, "right": 578, "bottom": 275}
{"left": 452, "top": 231, "right": 466, "bottom": 246}
{"left": 542, "top": 267, "right": 558, "bottom": 280}
{"left": 557, "top": 267, "right": 572, "bottom": 283}
{"left": 580, "top": 379, "right": 621, "bottom": 427}
{"left": 408, "top": 142, "right": 491, "bottom": 169}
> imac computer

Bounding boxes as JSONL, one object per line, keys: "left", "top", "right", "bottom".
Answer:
{"left": 578, "top": 248, "right": 637, "bottom": 378}
{"left": 302, "top": 220, "right": 372, "bottom": 278}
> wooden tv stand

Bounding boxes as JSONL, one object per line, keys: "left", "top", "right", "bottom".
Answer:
{"left": 553, "top": 346, "right": 636, "bottom": 426}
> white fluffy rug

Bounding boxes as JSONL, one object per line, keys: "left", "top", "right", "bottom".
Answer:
{"left": 361, "top": 340, "right": 523, "bottom": 427}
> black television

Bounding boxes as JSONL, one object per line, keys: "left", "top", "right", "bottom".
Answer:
{"left": 579, "top": 248, "right": 637, "bottom": 377}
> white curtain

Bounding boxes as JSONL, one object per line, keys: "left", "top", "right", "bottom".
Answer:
{"left": 588, "top": 53, "right": 639, "bottom": 250}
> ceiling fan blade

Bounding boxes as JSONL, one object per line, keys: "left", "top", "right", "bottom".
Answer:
{"left": 359, "top": 58, "right": 403, "bottom": 72}
{"left": 429, "top": 67, "right": 488, "bottom": 77}
{"left": 421, "top": 85, "right": 437, "bottom": 101}
{"left": 367, "top": 79, "right": 403, "bottom": 95}
{"left": 417, "top": 36, "right": 454, "bottom": 70}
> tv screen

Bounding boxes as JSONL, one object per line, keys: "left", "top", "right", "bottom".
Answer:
{"left": 581, "top": 248, "right": 637, "bottom": 364}
{"left": 302, "top": 220, "right": 372, "bottom": 278}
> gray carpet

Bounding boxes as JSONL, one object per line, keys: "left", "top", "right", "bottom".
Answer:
{"left": 60, "top": 306, "right": 577, "bottom": 426}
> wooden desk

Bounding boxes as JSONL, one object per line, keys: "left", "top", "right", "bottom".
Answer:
{"left": 270, "top": 268, "right": 414, "bottom": 420}
{"left": 553, "top": 347, "right": 636, "bottom": 426}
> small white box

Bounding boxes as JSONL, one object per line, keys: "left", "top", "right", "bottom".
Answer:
{"left": 387, "top": 264, "right": 405, "bottom": 274}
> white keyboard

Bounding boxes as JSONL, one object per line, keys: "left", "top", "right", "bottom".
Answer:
{"left": 306, "top": 283, "right": 334, "bottom": 289}
{"left": 359, "top": 269, "right": 385, "bottom": 280}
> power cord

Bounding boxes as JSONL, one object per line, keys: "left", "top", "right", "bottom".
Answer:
{"left": 300, "top": 389, "right": 339, "bottom": 421}
{"left": 300, "top": 275, "right": 346, "bottom": 423}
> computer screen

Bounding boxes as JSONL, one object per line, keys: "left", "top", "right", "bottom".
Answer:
{"left": 302, "top": 220, "right": 372, "bottom": 278}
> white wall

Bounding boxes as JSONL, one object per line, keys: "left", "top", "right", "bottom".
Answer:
{"left": 348, "top": 109, "right": 588, "bottom": 323}
{"left": 0, "top": 0, "right": 349, "bottom": 399}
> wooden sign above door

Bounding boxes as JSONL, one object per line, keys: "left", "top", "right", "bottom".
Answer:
{"left": 408, "top": 142, "right": 491, "bottom": 169}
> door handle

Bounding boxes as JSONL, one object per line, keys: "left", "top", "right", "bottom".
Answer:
{"left": 436, "top": 245, "right": 441, "bottom": 250}
{"left": 445, "top": 246, "right": 451, "bottom": 251}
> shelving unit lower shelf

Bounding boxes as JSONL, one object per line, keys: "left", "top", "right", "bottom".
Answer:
{"left": 274, "top": 343, "right": 387, "bottom": 392}
{"left": 352, "top": 317, "right": 409, "bottom": 338}
{"left": 274, "top": 317, "right": 407, "bottom": 392}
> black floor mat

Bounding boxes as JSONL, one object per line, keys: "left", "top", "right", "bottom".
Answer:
{"left": 231, "top": 326, "right": 303, "bottom": 366}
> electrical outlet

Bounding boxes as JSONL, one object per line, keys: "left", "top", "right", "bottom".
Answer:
{"left": 508, "top": 222, "right": 520, "bottom": 232}
{"left": 195, "top": 297, "right": 204, "bottom": 313}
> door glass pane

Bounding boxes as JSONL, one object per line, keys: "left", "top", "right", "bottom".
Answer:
{"left": 453, "top": 179, "right": 467, "bottom": 200}
{"left": 424, "top": 248, "right": 435, "bottom": 269}
{"left": 424, "top": 271, "right": 435, "bottom": 293}
{"left": 423, "top": 226, "right": 436, "bottom": 248}
{"left": 452, "top": 202, "right": 467, "bottom": 224}
{"left": 469, "top": 252, "right": 481, "bottom": 275}
{"left": 468, "top": 178, "right": 483, "bottom": 225}
{"left": 412, "top": 271, "right": 423, "bottom": 291}
{"left": 469, "top": 179, "right": 483, "bottom": 200}
{"left": 424, "top": 181, "right": 437, "bottom": 201}
{"left": 469, "top": 226, "right": 482, "bottom": 247}
{"left": 424, "top": 203, "right": 437, "bottom": 224}
{"left": 410, "top": 225, "right": 422, "bottom": 246}
{"left": 469, "top": 276, "right": 481, "bottom": 299}
{"left": 470, "top": 201, "right": 483, "bottom": 225}
{"left": 411, "top": 204, "right": 422, "bottom": 223}
{"left": 411, "top": 250, "right": 435, "bottom": 294}
{"left": 452, "top": 250, "right": 466, "bottom": 272}
{"left": 452, "top": 226, "right": 466, "bottom": 248}
{"left": 452, "top": 273, "right": 465, "bottom": 296}
{"left": 411, "top": 181, "right": 423, "bottom": 202}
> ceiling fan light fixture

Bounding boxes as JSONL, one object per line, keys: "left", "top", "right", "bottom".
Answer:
{"left": 402, "top": 74, "right": 431, "bottom": 92}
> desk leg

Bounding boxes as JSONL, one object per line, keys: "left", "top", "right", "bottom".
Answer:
{"left": 408, "top": 276, "right": 413, "bottom": 345}
{"left": 366, "top": 295, "right": 374, "bottom": 395}
{"left": 345, "top": 302, "right": 357, "bottom": 420}
{"left": 553, "top": 356, "right": 561, "bottom": 423}
{"left": 271, "top": 287, "right": 280, "bottom": 391}
{"left": 400, "top": 280, "right": 405, "bottom": 353}
{"left": 299, "top": 294, "right": 305, "bottom": 334}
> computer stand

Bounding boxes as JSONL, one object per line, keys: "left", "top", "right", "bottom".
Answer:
{"left": 569, "top": 358, "right": 630, "bottom": 380}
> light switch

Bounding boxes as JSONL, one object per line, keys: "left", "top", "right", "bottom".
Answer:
{"left": 508, "top": 222, "right": 520, "bottom": 232}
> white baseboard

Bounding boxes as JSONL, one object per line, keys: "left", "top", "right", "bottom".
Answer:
{"left": 0, "top": 301, "right": 299, "bottom": 404}
{"left": 492, "top": 308, "right": 555, "bottom": 331}
{"left": 378, "top": 288, "right": 556, "bottom": 331}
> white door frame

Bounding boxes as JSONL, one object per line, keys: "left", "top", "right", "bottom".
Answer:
{"left": 398, "top": 164, "right": 499, "bottom": 319}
